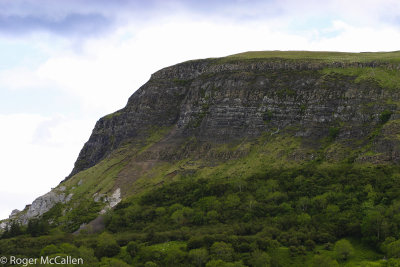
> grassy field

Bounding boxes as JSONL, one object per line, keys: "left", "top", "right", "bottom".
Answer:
{"left": 222, "top": 50, "right": 400, "bottom": 63}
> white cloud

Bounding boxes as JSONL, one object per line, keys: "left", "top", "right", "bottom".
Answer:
{"left": 311, "top": 21, "right": 400, "bottom": 52}
{"left": 0, "top": 67, "right": 56, "bottom": 90}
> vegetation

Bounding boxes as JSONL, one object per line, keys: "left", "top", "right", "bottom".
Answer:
{"left": 3, "top": 160, "right": 400, "bottom": 266}
{"left": 222, "top": 50, "right": 400, "bottom": 63}
{"left": 321, "top": 67, "right": 400, "bottom": 90}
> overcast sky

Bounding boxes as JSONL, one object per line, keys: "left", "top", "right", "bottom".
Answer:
{"left": 1, "top": 0, "right": 400, "bottom": 219}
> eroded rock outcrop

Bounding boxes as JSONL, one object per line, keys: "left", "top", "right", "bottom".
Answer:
{"left": 1, "top": 187, "right": 73, "bottom": 228}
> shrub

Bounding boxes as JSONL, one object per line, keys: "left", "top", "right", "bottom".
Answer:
{"left": 388, "top": 239, "right": 400, "bottom": 258}
{"left": 334, "top": 239, "right": 354, "bottom": 261}
{"left": 210, "top": 242, "right": 234, "bottom": 262}
{"left": 40, "top": 244, "right": 61, "bottom": 257}
{"left": 99, "top": 257, "right": 131, "bottom": 267}
{"left": 249, "top": 250, "right": 271, "bottom": 267}
{"left": 189, "top": 248, "right": 209, "bottom": 267}
{"left": 379, "top": 110, "right": 392, "bottom": 124}
{"left": 305, "top": 240, "right": 316, "bottom": 251}
{"left": 312, "top": 255, "right": 339, "bottom": 267}
{"left": 126, "top": 241, "right": 139, "bottom": 257}
{"left": 95, "top": 232, "right": 120, "bottom": 258}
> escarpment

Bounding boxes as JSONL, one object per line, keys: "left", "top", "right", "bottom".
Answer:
{"left": 68, "top": 55, "right": 400, "bottom": 178}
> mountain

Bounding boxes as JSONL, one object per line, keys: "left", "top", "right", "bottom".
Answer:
{"left": 2, "top": 51, "right": 400, "bottom": 266}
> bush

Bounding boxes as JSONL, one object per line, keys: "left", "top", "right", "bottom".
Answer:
{"left": 210, "top": 242, "right": 234, "bottom": 262}
{"left": 312, "top": 255, "right": 339, "bottom": 267}
{"left": 126, "top": 241, "right": 139, "bottom": 257}
{"left": 40, "top": 244, "right": 61, "bottom": 257}
{"left": 99, "top": 257, "right": 131, "bottom": 267}
{"left": 95, "top": 232, "right": 121, "bottom": 258}
{"left": 334, "top": 239, "right": 354, "bottom": 261}
{"left": 388, "top": 239, "right": 400, "bottom": 258}
{"left": 27, "top": 219, "right": 49, "bottom": 237}
{"left": 189, "top": 248, "right": 209, "bottom": 267}
{"left": 188, "top": 236, "right": 205, "bottom": 250}
{"left": 379, "top": 110, "right": 392, "bottom": 124}
{"left": 59, "top": 243, "right": 79, "bottom": 256}
{"left": 305, "top": 240, "right": 316, "bottom": 251}
{"left": 249, "top": 250, "right": 271, "bottom": 267}
{"left": 328, "top": 127, "right": 340, "bottom": 140}
{"left": 206, "top": 259, "right": 246, "bottom": 267}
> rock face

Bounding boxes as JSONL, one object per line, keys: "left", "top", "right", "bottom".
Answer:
{"left": 68, "top": 58, "right": 400, "bottom": 178}
{"left": 99, "top": 188, "right": 121, "bottom": 214}
{"left": 2, "top": 188, "right": 73, "bottom": 227}
{"left": 26, "top": 191, "right": 71, "bottom": 219}
{"left": 9, "top": 209, "right": 20, "bottom": 219}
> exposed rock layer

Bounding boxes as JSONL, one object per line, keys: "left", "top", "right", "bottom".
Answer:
{"left": 68, "top": 59, "right": 400, "bottom": 178}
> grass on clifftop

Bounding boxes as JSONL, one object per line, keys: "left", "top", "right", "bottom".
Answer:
{"left": 223, "top": 50, "right": 400, "bottom": 63}
{"left": 321, "top": 67, "right": 400, "bottom": 90}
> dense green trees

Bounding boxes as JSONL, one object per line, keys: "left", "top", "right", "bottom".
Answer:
{"left": 3, "top": 163, "right": 400, "bottom": 265}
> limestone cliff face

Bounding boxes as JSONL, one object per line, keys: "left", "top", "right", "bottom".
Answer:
{"left": 68, "top": 58, "right": 400, "bottom": 178}
{"left": 0, "top": 187, "right": 73, "bottom": 229}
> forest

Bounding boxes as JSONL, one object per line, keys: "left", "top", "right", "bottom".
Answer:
{"left": 2, "top": 161, "right": 400, "bottom": 266}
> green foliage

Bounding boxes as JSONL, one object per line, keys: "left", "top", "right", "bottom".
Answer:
{"left": 126, "top": 241, "right": 139, "bottom": 257}
{"left": 206, "top": 259, "right": 246, "bottom": 267}
{"left": 262, "top": 110, "right": 273, "bottom": 122}
{"left": 103, "top": 111, "right": 122, "bottom": 120}
{"left": 3, "top": 221, "right": 23, "bottom": 238}
{"left": 95, "top": 232, "right": 121, "bottom": 258}
{"left": 99, "top": 257, "right": 131, "bottom": 267}
{"left": 27, "top": 219, "right": 49, "bottom": 237}
{"left": 173, "top": 78, "right": 192, "bottom": 86}
{"left": 189, "top": 248, "right": 209, "bottom": 266}
{"left": 59, "top": 242, "right": 79, "bottom": 255}
{"left": 40, "top": 244, "right": 61, "bottom": 257}
{"left": 321, "top": 67, "right": 400, "bottom": 90}
{"left": 387, "top": 240, "right": 400, "bottom": 258}
{"left": 380, "top": 110, "right": 393, "bottom": 124}
{"left": 386, "top": 258, "right": 400, "bottom": 267}
{"left": 249, "top": 250, "right": 271, "bottom": 267}
{"left": 328, "top": 127, "right": 340, "bottom": 140}
{"left": 334, "top": 239, "right": 355, "bottom": 261}
{"left": 78, "top": 246, "right": 98, "bottom": 265}
{"left": 210, "top": 241, "right": 234, "bottom": 262}
{"left": 134, "top": 241, "right": 186, "bottom": 265}
{"left": 63, "top": 199, "right": 103, "bottom": 232}
{"left": 311, "top": 255, "right": 339, "bottom": 267}
{"left": 4, "top": 158, "right": 400, "bottom": 265}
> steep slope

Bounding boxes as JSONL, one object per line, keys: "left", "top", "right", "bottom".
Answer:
{"left": 2, "top": 51, "right": 400, "bottom": 266}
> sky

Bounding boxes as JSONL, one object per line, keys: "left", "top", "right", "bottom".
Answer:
{"left": 1, "top": 0, "right": 400, "bottom": 220}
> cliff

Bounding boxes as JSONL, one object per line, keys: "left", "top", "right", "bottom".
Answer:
{"left": 69, "top": 52, "right": 400, "bottom": 178}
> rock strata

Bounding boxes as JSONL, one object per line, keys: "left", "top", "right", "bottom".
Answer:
{"left": 68, "top": 58, "right": 400, "bottom": 177}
